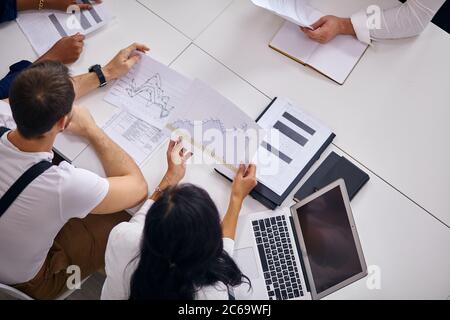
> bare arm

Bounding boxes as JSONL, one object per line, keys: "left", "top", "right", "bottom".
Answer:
{"left": 17, "top": 0, "right": 102, "bottom": 12}
{"left": 222, "top": 164, "right": 257, "bottom": 240}
{"left": 16, "top": 0, "right": 39, "bottom": 11}
{"left": 72, "top": 43, "right": 149, "bottom": 100}
{"left": 67, "top": 107, "right": 148, "bottom": 214}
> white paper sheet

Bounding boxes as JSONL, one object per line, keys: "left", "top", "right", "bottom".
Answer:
{"left": 251, "top": 0, "right": 322, "bottom": 28}
{"left": 104, "top": 55, "right": 192, "bottom": 130}
{"left": 166, "top": 80, "right": 262, "bottom": 167}
{"left": 16, "top": 3, "right": 110, "bottom": 55}
{"left": 102, "top": 111, "right": 168, "bottom": 165}
{"left": 255, "top": 97, "right": 333, "bottom": 195}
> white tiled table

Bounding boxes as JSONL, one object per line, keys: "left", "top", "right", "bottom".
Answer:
{"left": 74, "top": 44, "right": 450, "bottom": 299}
{"left": 2, "top": 0, "right": 449, "bottom": 299}
{"left": 194, "top": 0, "right": 450, "bottom": 227}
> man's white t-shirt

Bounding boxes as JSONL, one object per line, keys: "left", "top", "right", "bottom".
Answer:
{"left": 0, "top": 100, "right": 109, "bottom": 285}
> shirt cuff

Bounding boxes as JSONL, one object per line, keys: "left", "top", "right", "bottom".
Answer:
{"left": 9, "top": 60, "right": 32, "bottom": 73}
{"left": 351, "top": 10, "right": 371, "bottom": 45}
{"left": 222, "top": 238, "right": 235, "bottom": 256}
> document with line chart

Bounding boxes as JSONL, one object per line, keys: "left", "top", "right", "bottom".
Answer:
{"left": 167, "top": 79, "right": 262, "bottom": 167}
{"left": 16, "top": 1, "right": 110, "bottom": 55}
{"left": 104, "top": 55, "right": 192, "bottom": 130}
{"left": 102, "top": 55, "right": 192, "bottom": 164}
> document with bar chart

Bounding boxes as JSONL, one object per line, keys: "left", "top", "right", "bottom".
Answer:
{"left": 16, "top": 2, "right": 110, "bottom": 55}
{"left": 215, "top": 97, "right": 335, "bottom": 209}
{"left": 255, "top": 97, "right": 334, "bottom": 196}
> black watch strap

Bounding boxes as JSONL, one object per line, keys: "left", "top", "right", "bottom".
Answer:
{"left": 89, "top": 64, "right": 107, "bottom": 88}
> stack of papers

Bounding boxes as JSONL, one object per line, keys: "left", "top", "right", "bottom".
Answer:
{"left": 251, "top": 0, "right": 321, "bottom": 28}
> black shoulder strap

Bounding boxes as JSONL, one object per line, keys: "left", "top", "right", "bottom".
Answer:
{"left": 0, "top": 126, "right": 9, "bottom": 137}
{"left": 0, "top": 153, "right": 53, "bottom": 218}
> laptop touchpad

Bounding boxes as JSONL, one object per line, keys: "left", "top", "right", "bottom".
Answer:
{"left": 235, "top": 247, "right": 260, "bottom": 279}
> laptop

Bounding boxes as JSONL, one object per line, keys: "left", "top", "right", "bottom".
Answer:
{"left": 233, "top": 179, "right": 367, "bottom": 300}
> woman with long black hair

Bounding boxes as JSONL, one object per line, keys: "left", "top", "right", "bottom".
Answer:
{"left": 101, "top": 138, "right": 257, "bottom": 299}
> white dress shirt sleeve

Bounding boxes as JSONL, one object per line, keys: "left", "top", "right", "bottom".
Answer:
{"left": 351, "top": 0, "right": 446, "bottom": 44}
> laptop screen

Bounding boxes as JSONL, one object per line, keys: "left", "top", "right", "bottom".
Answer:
{"left": 295, "top": 185, "right": 363, "bottom": 295}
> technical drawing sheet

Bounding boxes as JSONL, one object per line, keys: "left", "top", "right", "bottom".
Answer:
{"left": 105, "top": 54, "right": 192, "bottom": 130}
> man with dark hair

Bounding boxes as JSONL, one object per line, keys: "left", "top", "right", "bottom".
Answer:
{"left": 9, "top": 61, "right": 76, "bottom": 139}
{"left": 0, "top": 0, "right": 103, "bottom": 99}
{"left": 0, "top": 43, "right": 150, "bottom": 299}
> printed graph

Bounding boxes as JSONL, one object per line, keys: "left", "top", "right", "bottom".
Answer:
{"left": 126, "top": 74, "right": 174, "bottom": 119}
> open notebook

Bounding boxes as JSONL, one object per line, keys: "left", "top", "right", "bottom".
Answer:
{"left": 270, "top": 21, "right": 368, "bottom": 84}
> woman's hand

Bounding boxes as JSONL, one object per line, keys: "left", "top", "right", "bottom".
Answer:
{"left": 165, "top": 138, "right": 192, "bottom": 185}
{"left": 230, "top": 164, "right": 258, "bottom": 206}
{"left": 150, "top": 138, "right": 192, "bottom": 201}
{"left": 222, "top": 164, "right": 258, "bottom": 240}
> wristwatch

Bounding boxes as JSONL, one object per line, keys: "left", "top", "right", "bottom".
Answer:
{"left": 88, "top": 64, "right": 107, "bottom": 88}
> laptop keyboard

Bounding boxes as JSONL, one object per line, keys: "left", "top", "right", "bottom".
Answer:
{"left": 252, "top": 215, "right": 304, "bottom": 300}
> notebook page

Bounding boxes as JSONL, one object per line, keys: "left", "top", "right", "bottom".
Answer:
{"left": 270, "top": 21, "right": 320, "bottom": 64}
{"left": 307, "top": 35, "right": 368, "bottom": 84}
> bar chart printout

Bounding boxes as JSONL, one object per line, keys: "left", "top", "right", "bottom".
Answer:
{"left": 16, "top": 2, "right": 111, "bottom": 55}
{"left": 255, "top": 98, "right": 333, "bottom": 196}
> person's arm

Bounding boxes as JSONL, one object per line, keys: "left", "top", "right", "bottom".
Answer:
{"left": 0, "top": 0, "right": 17, "bottom": 23}
{"left": 72, "top": 43, "right": 149, "bottom": 100}
{"left": 149, "top": 138, "right": 192, "bottom": 201}
{"left": 36, "top": 34, "right": 85, "bottom": 65}
{"left": 66, "top": 106, "right": 148, "bottom": 214}
{"left": 222, "top": 164, "right": 258, "bottom": 240}
{"left": 17, "top": 0, "right": 102, "bottom": 12}
{"left": 351, "top": 0, "right": 446, "bottom": 44}
{"left": 302, "top": 0, "right": 446, "bottom": 44}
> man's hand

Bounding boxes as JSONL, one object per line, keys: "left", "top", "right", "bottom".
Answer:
{"left": 45, "top": 0, "right": 102, "bottom": 12}
{"left": 103, "top": 43, "right": 150, "bottom": 82}
{"left": 37, "top": 34, "right": 85, "bottom": 64}
{"left": 66, "top": 106, "right": 98, "bottom": 139}
{"left": 231, "top": 164, "right": 258, "bottom": 205}
{"left": 301, "top": 16, "right": 355, "bottom": 44}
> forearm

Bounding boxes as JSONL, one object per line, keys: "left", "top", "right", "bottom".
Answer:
{"left": 351, "top": 0, "right": 446, "bottom": 44}
{"left": 338, "top": 18, "right": 356, "bottom": 37}
{"left": 221, "top": 196, "right": 243, "bottom": 240}
{"left": 86, "top": 126, "right": 143, "bottom": 179}
{"left": 16, "top": 0, "right": 39, "bottom": 11}
{"left": 149, "top": 174, "right": 174, "bottom": 201}
{"left": 72, "top": 73, "right": 100, "bottom": 100}
{"left": 371, "top": 0, "right": 445, "bottom": 40}
{"left": 72, "top": 67, "right": 116, "bottom": 100}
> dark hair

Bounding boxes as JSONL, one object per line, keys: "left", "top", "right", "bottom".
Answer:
{"left": 9, "top": 60, "right": 75, "bottom": 139}
{"left": 129, "top": 184, "right": 250, "bottom": 300}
